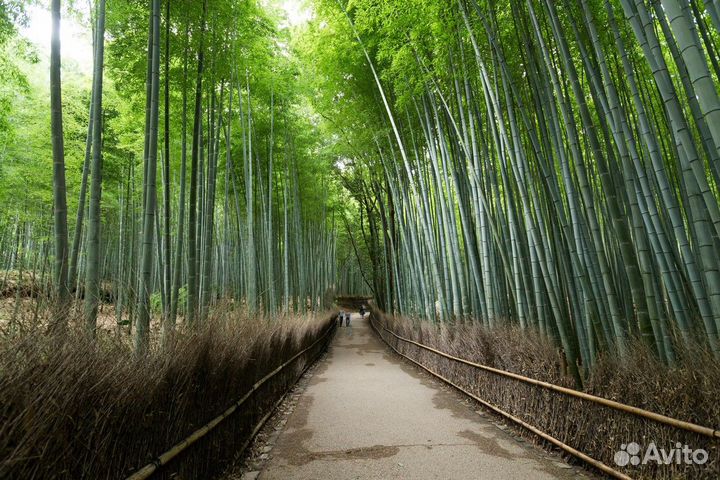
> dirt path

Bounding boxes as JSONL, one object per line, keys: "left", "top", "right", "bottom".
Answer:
{"left": 253, "top": 314, "right": 591, "bottom": 480}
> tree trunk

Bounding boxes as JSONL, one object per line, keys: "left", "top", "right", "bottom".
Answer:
{"left": 49, "top": 0, "right": 70, "bottom": 332}
{"left": 83, "top": 0, "right": 106, "bottom": 335}
{"left": 135, "top": 0, "right": 161, "bottom": 353}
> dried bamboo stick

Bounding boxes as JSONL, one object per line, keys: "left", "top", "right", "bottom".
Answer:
{"left": 378, "top": 322, "right": 719, "bottom": 439}
{"left": 375, "top": 320, "right": 632, "bottom": 479}
{"left": 126, "top": 321, "right": 336, "bottom": 480}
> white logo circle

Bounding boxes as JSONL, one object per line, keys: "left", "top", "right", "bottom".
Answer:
{"left": 614, "top": 450, "right": 630, "bottom": 466}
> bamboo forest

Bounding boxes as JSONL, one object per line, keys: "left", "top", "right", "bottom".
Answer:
{"left": 1, "top": 0, "right": 720, "bottom": 479}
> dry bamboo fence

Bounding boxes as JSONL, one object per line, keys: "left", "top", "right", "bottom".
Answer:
{"left": 369, "top": 312, "right": 719, "bottom": 479}
{"left": 126, "top": 321, "right": 336, "bottom": 480}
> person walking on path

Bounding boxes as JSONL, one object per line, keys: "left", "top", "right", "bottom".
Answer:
{"left": 345, "top": 312, "right": 351, "bottom": 327}
{"left": 338, "top": 310, "right": 345, "bottom": 326}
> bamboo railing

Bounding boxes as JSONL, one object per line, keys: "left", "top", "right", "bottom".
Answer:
{"left": 370, "top": 315, "right": 719, "bottom": 480}
{"left": 125, "top": 321, "right": 336, "bottom": 480}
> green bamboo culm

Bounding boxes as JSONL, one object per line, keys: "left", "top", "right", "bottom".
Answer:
{"left": 312, "top": 0, "right": 720, "bottom": 384}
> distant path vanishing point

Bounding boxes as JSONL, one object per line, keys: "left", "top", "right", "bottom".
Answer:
{"left": 258, "top": 313, "right": 592, "bottom": 480}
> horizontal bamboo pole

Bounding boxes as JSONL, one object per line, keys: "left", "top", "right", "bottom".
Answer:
{"left": 126, "top": 321, "right": 336, "bottom": 480}
{"left": 234, "top": 337, "right": 325, "bottom": 459}
{"left": 377, "top": 322, "right": 719, "bottom": 439}
{"left": 373, "top": 319, "right": 632, "bottom": 480}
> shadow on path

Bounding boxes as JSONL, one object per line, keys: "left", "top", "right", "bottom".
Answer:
{"left": 258, "top": 314, "right": 590, "bottom": 480}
